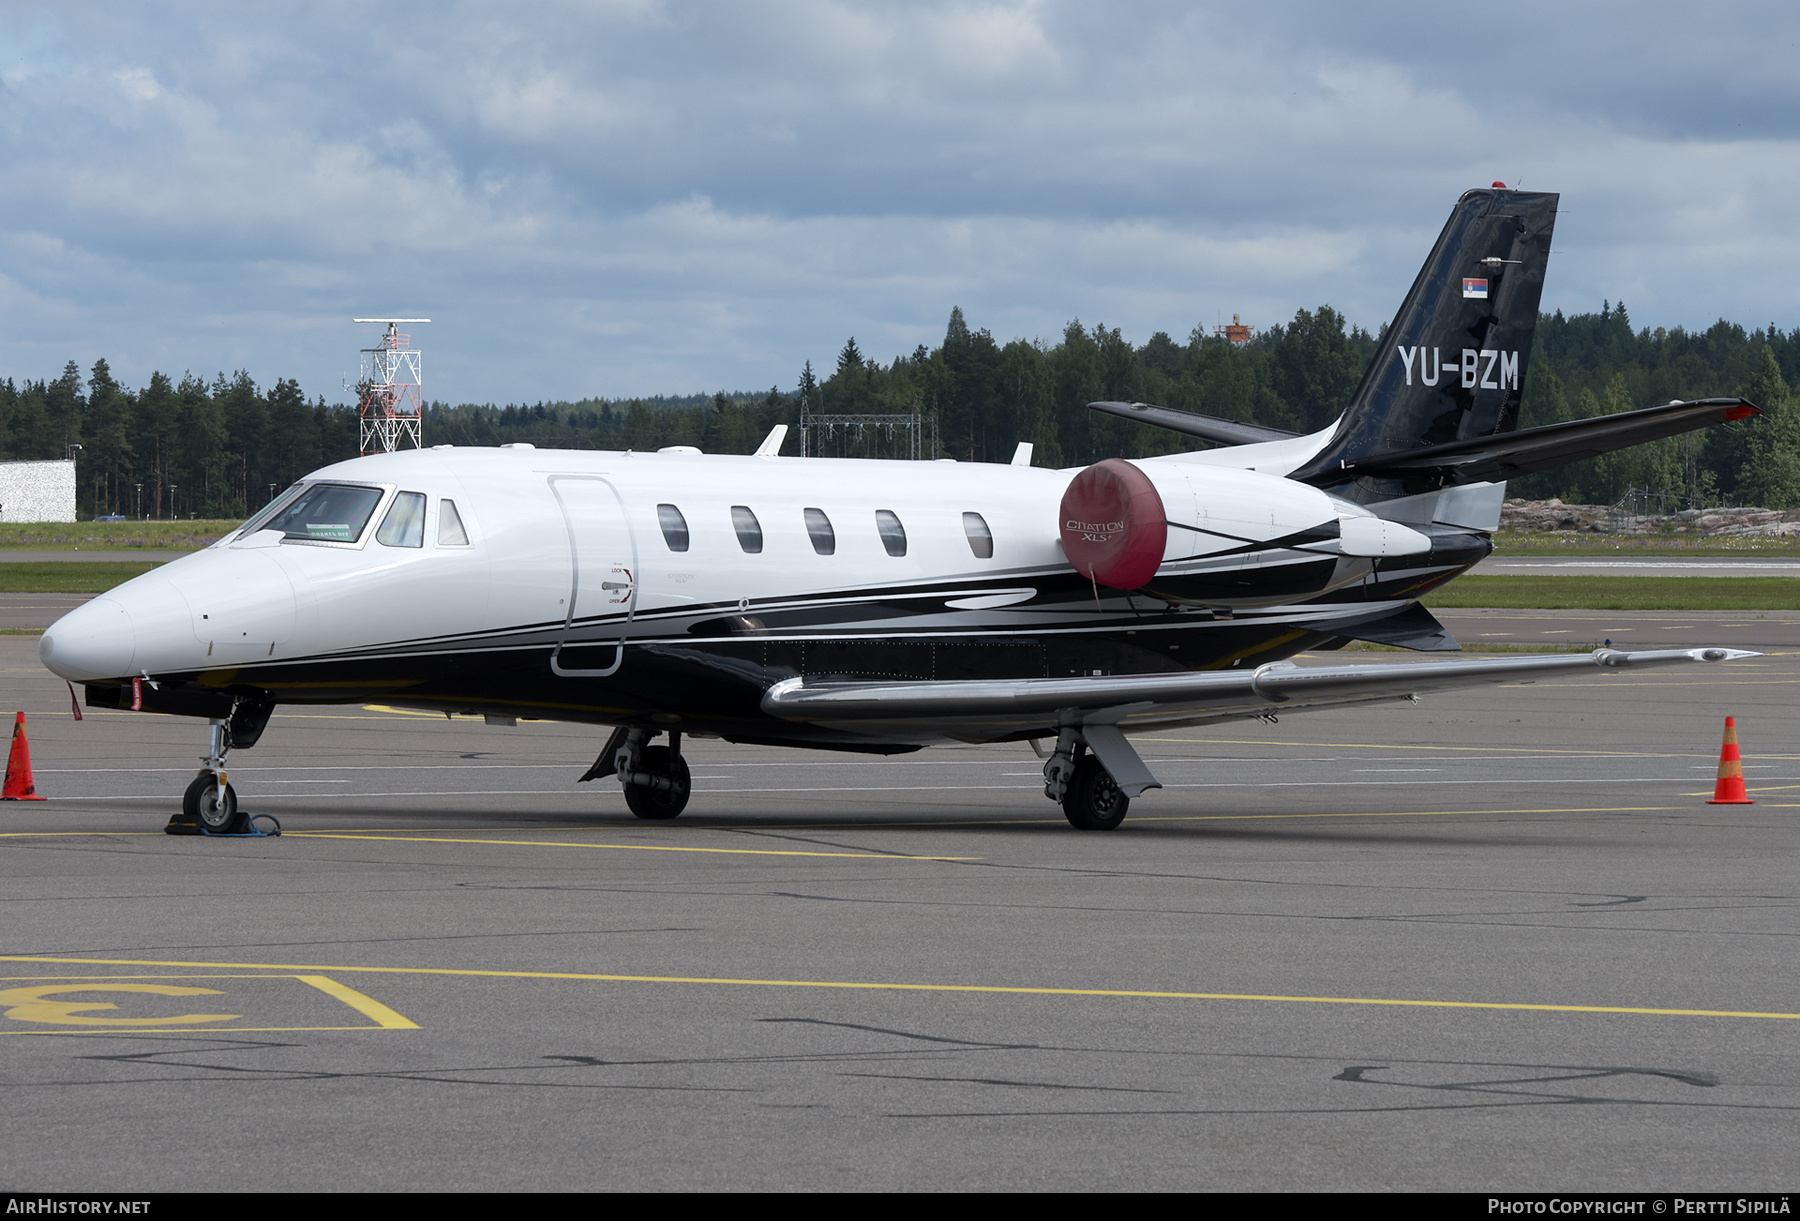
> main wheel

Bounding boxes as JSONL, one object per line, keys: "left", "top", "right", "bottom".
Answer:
{"left": 1061, "top": 754, "right": 1129, "bottom": 830}
{"left": 184, "top": 773, "right": 247, "bottom": 834}
{"left": 623, "top": 746, "right": 691, "bottom": 820}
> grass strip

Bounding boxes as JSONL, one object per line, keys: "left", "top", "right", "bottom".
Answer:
{"left": 0, "top": 562, "right": 166, "bottom": 593}
{"left": 0, "top": 520, "right": 236, "bottom": 550}
{"left": 1424, "top": 575, "right": 1800, "bottom": 611}
{"left": 1495, "top": 531, "right": 1800, "bottom": 556}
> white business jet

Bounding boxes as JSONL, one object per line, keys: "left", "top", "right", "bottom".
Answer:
{"left": 39, "top": 187, "right": 1761, "bottom": 833}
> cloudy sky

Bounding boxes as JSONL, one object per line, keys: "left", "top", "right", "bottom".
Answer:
{"left": 3, "top": 1, "right": 1798, "bottom": 404}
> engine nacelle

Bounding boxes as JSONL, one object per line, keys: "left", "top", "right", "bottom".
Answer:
{"left": 1059, "top": 458, "right": 1430, "bottom": 606}
{"left": 1059, "top": 459, "right": 1169, "bottom": 589}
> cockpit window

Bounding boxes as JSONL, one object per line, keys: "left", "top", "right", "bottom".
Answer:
{"left": 264, "top": 483, "right": 385, "bottom": 543}
{"left": 438, "top": 499, "right": 470, "bottom": 546}
{"left": 234, "top": 483, "right": 306, "bottom": 539}
{"left": 376, "top": 491, "right": 426, "bottom": 548}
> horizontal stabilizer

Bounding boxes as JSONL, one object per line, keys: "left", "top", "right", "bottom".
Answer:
{"left": 1310, "top": 397, "right": 1760, "bottom": 488}
{"left": 1088, "top": 400, "right": 1300, "bottom": 446}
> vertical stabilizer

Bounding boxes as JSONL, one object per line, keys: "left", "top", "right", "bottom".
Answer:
{"left": 1291, "top": 188, "right": 1557, "bottom": 500}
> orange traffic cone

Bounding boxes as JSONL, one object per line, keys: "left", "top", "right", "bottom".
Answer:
{"left": 2, "top": 712, "right": 45, "bottom": 801}
{"left": 1706, "top": 716, "right": 1754, "bottom": 805}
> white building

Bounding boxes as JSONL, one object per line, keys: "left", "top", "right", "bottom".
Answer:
{"left": 0, "top": 460, "right": 78, "bottom": 522}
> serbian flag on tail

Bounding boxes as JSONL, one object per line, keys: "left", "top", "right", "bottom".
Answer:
{"left": 1462, "top": 277, "right": 1489, "bottom": 299}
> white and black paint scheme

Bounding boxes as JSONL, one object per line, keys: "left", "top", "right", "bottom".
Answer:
{"left": 39, "top": 188, "right": 1765, "bottom": 833}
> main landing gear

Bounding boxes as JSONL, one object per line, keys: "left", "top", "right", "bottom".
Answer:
{"left": 1043, "top": 729, "right": 1129, "bottom": 830}
{"left": 580, "top": 727, "right": 691, "bottom": 820}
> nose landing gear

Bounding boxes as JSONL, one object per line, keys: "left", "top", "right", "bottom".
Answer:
{"left": 167, "top": 717, "right": 247, "bottom": 835}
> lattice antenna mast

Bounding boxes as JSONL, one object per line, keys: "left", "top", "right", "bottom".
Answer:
{"left": 349, "top": 318, "right": 430, "bottom": 455}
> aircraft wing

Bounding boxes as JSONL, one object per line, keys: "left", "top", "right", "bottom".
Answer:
{"left": 762, "top": 647, "right": 1757, "bottom": 744}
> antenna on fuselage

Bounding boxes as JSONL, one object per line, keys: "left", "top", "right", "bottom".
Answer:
{"left": 349, "top": 318, "right": 430, "bottom": 455}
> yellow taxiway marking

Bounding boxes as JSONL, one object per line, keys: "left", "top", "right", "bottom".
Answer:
{"left": 295, "top": 974, "right": 420, "bottom": 1028}
{"left": 0, "top": 972, "right": 417, "bottom": 1032}
{"left": 1139, "top": 736, "right": 1721, "bottom": 758}
{"left": 282, "top": 831, "right": 975, "bottom": 860}
{"left": 0, "top": 955, "right": 1791, "bottom": 1022}
{"left": 1130, "top": 805, "right": 1684, "bottom": 822}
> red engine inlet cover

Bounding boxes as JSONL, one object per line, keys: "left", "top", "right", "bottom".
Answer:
{"left": 1059, "top": 458, "right": 1168, "bottom": 590}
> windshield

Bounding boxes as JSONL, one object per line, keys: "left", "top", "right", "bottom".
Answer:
{"left": 262, "top": 483, "right": 387, "bottom": 543}
{"left": 233, "top": 483, "right": 308, "bottom": 540}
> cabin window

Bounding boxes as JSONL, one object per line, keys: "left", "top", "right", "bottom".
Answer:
{"left": 962, "top": 512, "right": 993, "bottom": 559}
{"left": 804, "top": 508, "right": 835, "bottom": 555}
{"left": 376, "top": 492, "right": 427, "bottom": 547}
{"left": 438, "top": 499, "right": 470, "bottom": 546}
{"left": 731, "top": 505, "right": 763, "bottom": 554}
{"left": 875, "top": 509, "right": 907, "bottom": 557}
{"left": 657, "top": 504, "right": 689, "bottom": 552}
{"left": 265, "top": 483, "right": 384, "bottom": 544}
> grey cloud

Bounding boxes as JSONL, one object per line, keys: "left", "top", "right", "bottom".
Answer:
{"left": 2, "top": 1, "right": 1796, "bottom": 402}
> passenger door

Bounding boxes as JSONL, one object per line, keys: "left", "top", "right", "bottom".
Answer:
{"left": 548, "top": 475, "right": 637, "bottom": 677}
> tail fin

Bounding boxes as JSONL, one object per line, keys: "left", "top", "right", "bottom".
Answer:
{"left": 1289, "top": 187, "right": 1558, "bottom": 498}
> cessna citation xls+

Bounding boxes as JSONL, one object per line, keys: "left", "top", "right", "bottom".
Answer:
{"left": 39, "top": 187, "right": 1762, "bottom": 833}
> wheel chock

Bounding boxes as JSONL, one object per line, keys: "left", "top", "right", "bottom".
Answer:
{"left": 199, "top": 813, "right": 282, "bottom": 838}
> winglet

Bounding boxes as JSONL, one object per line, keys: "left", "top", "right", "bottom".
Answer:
{"left": 754, "top": 424, "right": 788, "bottom": 458}
{"left": 1011, "top": 442, "right": 1034, "bottom": 467}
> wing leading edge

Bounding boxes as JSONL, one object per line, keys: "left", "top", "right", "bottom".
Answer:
{"left": 762, "top": 647, "right": 1759, "bottom": 793}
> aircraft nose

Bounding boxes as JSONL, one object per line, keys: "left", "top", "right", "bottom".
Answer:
{"left": 40, "top": 596, "right": 136, "bottom": 682}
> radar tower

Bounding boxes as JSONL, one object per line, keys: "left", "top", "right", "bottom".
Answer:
{"left": 349, "top": 318, "right": 430, "bottom": 455}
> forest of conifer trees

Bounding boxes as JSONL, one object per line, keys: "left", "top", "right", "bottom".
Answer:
{"left": 5, "top": 302, "right": 1798, "bottom": 520}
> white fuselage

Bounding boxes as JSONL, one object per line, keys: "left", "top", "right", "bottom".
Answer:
{"left": 39, "top": 444, "right": 1468, "bottom": 745}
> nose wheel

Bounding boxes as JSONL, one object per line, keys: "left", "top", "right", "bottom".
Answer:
{"left": 184, "top": 771, "right": 246, "bottom": 834}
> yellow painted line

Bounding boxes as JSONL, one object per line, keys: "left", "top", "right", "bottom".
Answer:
{"left": 1513, "top": 679, "right": 1800, "bottom": 689}
{"left": 0, "top": 971, "right": 417, "bottom": 1032}
{"left": 0, "top": 1025, "right": 402, "bottom": 1035}
{"left": 1137, "top": 737, "right": 1731, "bottom": 758}
{"left": 296, "top": 975, "right": 420, "bottom": 1029}
{"left": 0, "top": 955, "right": 1791, "bottom": 1022}
{"left": 0, "top": 1027, "right": 399, "bottom": 1035}
{"left": 282, "top": 831, "right": 975, "bottom": 860}
{"left": 1129, "top": 805, "right": 1685, "bottom": 822}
